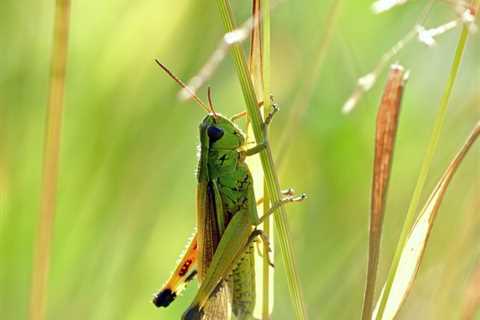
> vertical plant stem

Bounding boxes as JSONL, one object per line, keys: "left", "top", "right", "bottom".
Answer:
{"left": 375, "top": 24, "right": 470, "bottom": 320}
{"left": 247, "top": 1, "right": 273, "bottom": 317}
{"left": 261, "top": 1, "right": 273, "bottom": 318}
{"left": 216, "top": 1, "right": 307, "bottom": 319}
{"left": 29, "top": 1, "right": 71, "bottom": 320}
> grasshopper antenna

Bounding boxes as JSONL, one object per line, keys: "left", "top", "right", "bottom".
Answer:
{"left": 154, "top": 59, "right": 212, "bottom": 114}
{"left": 207, "top": 87, "right": 218, "bottom": 119}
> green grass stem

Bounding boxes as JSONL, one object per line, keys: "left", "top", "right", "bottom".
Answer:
{"left": 215, "top": 1, "right": 307, "bottom": 319}
{"left": 261, "top": 1, "right": 273, "bottom": 319}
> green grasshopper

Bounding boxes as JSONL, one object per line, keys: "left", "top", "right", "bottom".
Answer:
{"left": 152, "top": 60, "right": 305, "bottom": 320}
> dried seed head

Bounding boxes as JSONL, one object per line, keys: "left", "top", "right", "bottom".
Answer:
{"left": 416, "top": 21, "right": 459, "bottom": 47}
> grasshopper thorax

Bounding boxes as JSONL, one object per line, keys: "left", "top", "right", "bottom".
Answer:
{"left": 201, "top": 113, "right": 245, "bottom": 150}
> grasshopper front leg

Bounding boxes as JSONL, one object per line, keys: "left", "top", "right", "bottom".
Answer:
{"left": 240, "top": 102, "right": 280, "bottom": 158}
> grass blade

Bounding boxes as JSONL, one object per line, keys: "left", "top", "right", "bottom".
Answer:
{"left": 215, "top": 1, "right": 307, "bottom": 319}
{"left": 260, "top": 1, "right": 273, "bottom": 317}
{"left": 29, "top": 1, "right": 71, "bottom": 320}
{"left": 373, "top": 121, "right": 480, "bottom": 320}
{"left": 362, "top": 64, "right": 407, "bottom": 320}
{"left": 246, "top": 1, "right": 274, "bottom": 318}
{"left": 374, "top": 22, "right": 473, "bottom": 319}
{"left": 248, "top": 0, "right": 263, "bottom": 91}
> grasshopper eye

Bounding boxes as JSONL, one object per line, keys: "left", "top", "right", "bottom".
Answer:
{"left": 207, "top": 126, "right": 224, "bottom": 142}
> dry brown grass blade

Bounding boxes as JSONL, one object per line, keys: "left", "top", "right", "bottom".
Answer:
{"left": 362, "top": 64, "right": 408, "bottom": 320}
{"left": 461, "top": 260, "right": 480, "bottom": 320}
{"left": 249, "top": 0, "right": 263, "bottom": 92}
{"left": 29, "top": 1, "right": 71, "bottom": 320}
{"left": 373, "top": 121, "right": 480, "bottom": 320}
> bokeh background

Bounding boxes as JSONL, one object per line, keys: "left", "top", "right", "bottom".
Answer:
{"left": 1, "top": 0, "right": 479, "bottom": 319}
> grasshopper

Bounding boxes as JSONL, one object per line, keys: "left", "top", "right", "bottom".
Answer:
{"left": 152, "top": 60, "right": 305, "bottom": 320}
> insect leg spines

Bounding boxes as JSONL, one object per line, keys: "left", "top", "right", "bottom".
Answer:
{"left": 153, "top": 234, "right": 198, "bottom": 308}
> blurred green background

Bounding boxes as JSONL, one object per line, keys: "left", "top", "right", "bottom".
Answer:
{"left": 1, "top": 0, "right": 479, "bottom": 319}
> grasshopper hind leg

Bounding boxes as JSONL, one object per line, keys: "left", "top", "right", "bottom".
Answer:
{"left": 153, "top": 234, "right": 198, "bottom": 308}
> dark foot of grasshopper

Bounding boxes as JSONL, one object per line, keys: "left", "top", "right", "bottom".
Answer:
{"left": 153, "top": 289, "right": 176, "bottom": 308}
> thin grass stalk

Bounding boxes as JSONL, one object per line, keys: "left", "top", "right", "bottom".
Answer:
{"left": 362, "top": 65, "right": 406, "bottom": 320}
{"left": 29, "top": 1, "right": 71, "bottom": 320}
{"left": 247, "top": 1, "right": 273, "bottom": 317}
{"left": 261, "top": 1, "right": 273, "bottom": 318}
{"left": 249, "top": 0, "right": 263, "bottom": 88}
{"left": 375, "top": 23, "right": 472, "bottom": 320}
{"left": 215, "top": 1, "right": 307, "bottom": 319}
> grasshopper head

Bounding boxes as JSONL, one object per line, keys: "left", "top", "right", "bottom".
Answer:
{"left": 201, "top": 114, "right": 245, "bottom": 149}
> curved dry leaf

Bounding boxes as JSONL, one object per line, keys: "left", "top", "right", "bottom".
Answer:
{"left": 373, "top": 122, "right": 480, "bottom": 320}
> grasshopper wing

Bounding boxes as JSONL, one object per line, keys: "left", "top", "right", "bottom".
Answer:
{"left": 195, "top": 180, "right": 231, "bottom": 319}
